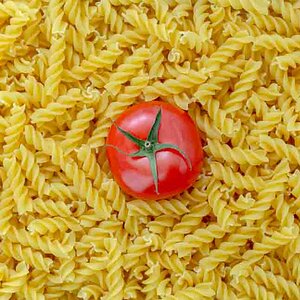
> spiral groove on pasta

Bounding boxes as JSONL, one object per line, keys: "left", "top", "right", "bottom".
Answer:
{"left": 0, "top": 0, "right": 299, "bottom": 298}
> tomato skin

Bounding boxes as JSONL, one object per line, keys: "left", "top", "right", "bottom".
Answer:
{"left": 106, "top": 101, "right": 204, "bottom": 200}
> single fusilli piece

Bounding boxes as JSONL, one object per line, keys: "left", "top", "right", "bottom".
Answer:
{"left": 15, "top": 144, "right": 50, "bottom": 197}
{"left": 206, "top": 179, "right": 235, "bottom": 229}
{"left": 248, "top": 13, "right": 296, "bottom": 37}
{"left": 65, "top": 25, "right": 95, "bottom": 58}
{"left": 96, "top": 0, "right": 125, "bottom": 34}
{"left": 0, "top": 190, "right": 14, "bottom": 235}
{"left": 64, "top": 0, "right": 90, "bottom": 36}
{"left": 47, "top": 0, "right": 67, "bottom": 35}
{"left": 254, "top": 34, "right": 300, "bottom": 53}
{"left": 223, "top": 60, "right": 262, "bottom": 113}
{"left": 6, "top": 227, "right": 75, "bottom": 258}
{"left": 101, "top": 179, "right": 127, "bottom": 221}
{"left": 194, "top": 58, "right": 245, "bottom": 105}
{"left": 210, "top": 162, "right": 266, "bottom": 192}
{"left": 44, "top": 36, "right": 65, "bottom": 99}
{"left": 0, "top": 91, "right": 29, "bottom": 107}
{"left": 33, "top": 198, "right": 72, "bottom": 217}
{"left": 210, "top": 0, "right": 269, "bottom": 15}
{"left": 63, "top": 44, "right": 123, "bottom": 82}
{"left": 61, "top": 108, "right": 94, "bottom": 154}
{"left": 174, "top": 223, "right": 227, "bottom": 257}
{"left": 122, "top": 9, "right": 172, "bottom": 42}
{"left": 104, "top": 47, "right": 151, "bottom": 95}
{"left": 30, "top": 88, "right": 82, "bottom": 124}
{"left": 163, "top": 202, "right": 210, "bottom": 252}
{"left": 3, "top": 157, "right": 32, "bottom": 214}
{"left": 64, "top": 161, "right": 112, "bottom": 220}
{"left": 205, "top": 139, "right": 268, "bottom": 165}
{"left": 198, "top": 226, "right": 258, "bottom": 272}
{"left": 1, "top": 240, "right": 53, "bottom": 271}
{"left": 189, "top": 104, "right": 221, "bottom": 139}
{"left": 163, "top": 283, "right": 215, "bottom": 300}
{"left": 27, "top": 216, "right": 82, "bottom": 234}
{"left": 102, "top": 238, "right": 124, "bottom": 300}
{"left": 87, "top": 115, "right": 113, "bottom": 148}
{"left": 128, "top": 199, "right": 189, "bottom": 217}
{"left": 274, "top": 51, "right": 300, "bottom": 71}
{"left": 259, "top": 135, "right": 300, "bottom": 165}
{"left": 105, "top": 73, "right": 149, "bottom": 120}
{"left": 77, "top": 144, "right": 104, "bottom": 189}
{"left": 148, "top": 37, "right": 164, "bottom": 79}
{"left": 3, "top": 104, "right": 26, "bottom": 156}
{"left": 203, "top": 32, "right": 253, "bottom": 74}
{"left": 24, "top": 75, "right": 47, "bottom": 108}
{"left": 144, "top": 68, "right": 207, "bottom": 100}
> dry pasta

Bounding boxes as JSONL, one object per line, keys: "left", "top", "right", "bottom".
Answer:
{"left": 0, "top": 0, "right": 300, "bottom": 299}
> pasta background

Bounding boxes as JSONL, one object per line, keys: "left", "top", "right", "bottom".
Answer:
{"left": 0, "top": 0, "right": 300, "bottom": 299}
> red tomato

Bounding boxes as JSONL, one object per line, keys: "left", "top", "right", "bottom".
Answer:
{"left": 105, "top": 101, "right": 203, "bottom": 200}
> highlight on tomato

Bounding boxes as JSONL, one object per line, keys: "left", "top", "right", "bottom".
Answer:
{"left": 105, "top": 101, "right": 204, "bottom": 200}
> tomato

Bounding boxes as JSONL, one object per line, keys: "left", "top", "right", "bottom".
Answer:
{"left": 105, "top": 101, "right": 204, "bottom": 200}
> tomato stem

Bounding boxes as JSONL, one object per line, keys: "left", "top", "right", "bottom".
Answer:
{"left": 108, "top": 108, "right": 192, "bottom": 195}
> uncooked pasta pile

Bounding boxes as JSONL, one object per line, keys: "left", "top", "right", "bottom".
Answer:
{"left": 1, "top": 0, "right": 300, "bottom": 298}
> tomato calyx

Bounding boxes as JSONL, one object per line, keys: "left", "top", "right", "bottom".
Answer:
{"left": 106, "top": 108, "right": 192, "bottom": 194}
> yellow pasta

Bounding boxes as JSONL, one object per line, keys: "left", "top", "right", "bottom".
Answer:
{"left": 0, "top": 0, "right": 300, "bottom": 298}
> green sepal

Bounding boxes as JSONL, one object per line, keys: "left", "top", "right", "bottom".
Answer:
{"left": 147, "top": 152, "right": 159, "bottom": 194}
{"left": 155, "top": 143, "right": 192, "bottom": 170}
{"left": 113, "top": 122, "right": 145, "bottom": 148}
{"left": 106, "top": 144, "right": 147, "bottom": 157}
{"left": 147, "top": 108, "right": 162, "bottom": 142}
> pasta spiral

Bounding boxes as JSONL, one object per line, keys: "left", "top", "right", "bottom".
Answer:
{"left": 102, "top": 238, "right": 124, "bottom": 300}
{"left": 210, "top": 0, "right": 269, "bottom": 15}
{"left": 223, "top": 60, "right": 262, "bottom": 113}
{"left": 210, "top": 161, "right": 265, "bottom": 192}
{"left": 15, "top": 145, "right": 49, "bottom": 197}
{"left": 6, "top": 227, "right": 75, "bottom": 258}
{"left": 1, "top": 240, "right": 53, "bottom": 272}
{"left": 44, "top": 36, "right": 65, "bottom": 99}
{"left": 3, "top": 157, "right": 32, "bottom": 215}
{"left": 27, "top": 216, "right": 82, "bottom": 235}
{"left": 123, "top": 9, "right": 172, "bottom": 42}
{"left": 96, "top": 0, "right": 125, "bottom": 34}
{"left": 3, "top": 105, "right": 26, "bottom": 156}
{"left": 205, "top": 139, "right": 268, "bottom": 165}
{"left": 62, "top": 44, "right": 123, "bottom": 82}
{"left": 104, "top": 47, "right": 151, "bottom": 95}
{"left": 61, "top": 108, "right": 94, "bottom": 154}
